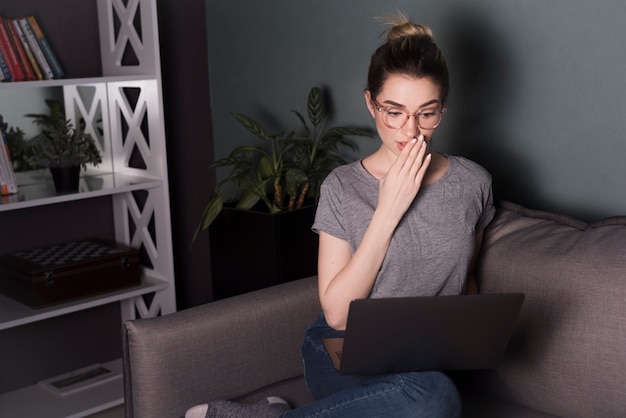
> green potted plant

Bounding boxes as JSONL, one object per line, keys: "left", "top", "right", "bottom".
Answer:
{"left": 196, "top": 87, "right": 372, "bottom": 233}
{"left": 25, "top": 100, "right": 102, "bottom": 194}
{"left": 198, "top": 86, "right": 372, "bottom": 299}
{"left": 0, "top": 115, "right": 35, "bottom": 172}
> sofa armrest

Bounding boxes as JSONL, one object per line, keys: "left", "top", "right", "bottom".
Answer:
{"left": 122, "top": 276, "right": 320, "bottom": 418}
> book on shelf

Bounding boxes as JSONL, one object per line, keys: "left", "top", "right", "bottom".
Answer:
{"left": 12, "top": 18, "right": 43, "bottom": 80}
{"left": 0, "top": 159, "right": 8, "bottom": 195}
{"left": 0, "top": 14, "right": 64, "bottom": 82}
{"left": 0, "top": 130, "right": 18, "bottom": 195}
{"left": 24, "top": 16, "right": 63, "bottom": 79}
{"left": 0, "top": 153, "right": 11, "bottom": 196}
{"left": 0, "top": 48, "right": 11, "bottom": 81}
{"left": 0, "top": 50, "right": 4, "bottom": 81}
{"left": 4, "top": 17, "right": 36, "bottom": 81}
{"left": 18, "top": 17, "right": 54, "bottom": 80}
{"left": 0, "top": 16, "right": 25, "bottom": 81}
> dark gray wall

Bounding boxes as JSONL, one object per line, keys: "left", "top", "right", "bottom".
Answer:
{"left": 206, "top": 0, "right": 626, "bottom": 221}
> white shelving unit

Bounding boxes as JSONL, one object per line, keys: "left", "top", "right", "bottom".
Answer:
{"left": 0, "top": 0, "right": 176, "bottom": 416}
{"left": 0, "top": 359, "right": 125, "bottom": 418}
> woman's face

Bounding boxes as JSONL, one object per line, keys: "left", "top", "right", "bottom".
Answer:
{"left": 365, "top": 74, "right": 444, "bottom": 157}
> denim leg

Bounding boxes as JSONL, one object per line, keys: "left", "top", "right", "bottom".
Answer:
{"left": 300, "top": 313, "right": 365, "bottom": 400}
{"left": 282, "top": 313, "right": 462, "bottom": 418}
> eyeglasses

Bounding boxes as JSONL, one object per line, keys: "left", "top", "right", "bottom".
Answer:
{"left": 371, "top": 99, "right": 446, "bottom": 130}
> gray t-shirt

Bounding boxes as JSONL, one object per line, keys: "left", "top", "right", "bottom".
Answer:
{"left": 312, "top": 155, "right": 495, "bottom": 298}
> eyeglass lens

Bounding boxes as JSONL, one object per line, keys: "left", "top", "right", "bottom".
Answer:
{"left": 382, "top": 107, "right": 442, "bottom": 129}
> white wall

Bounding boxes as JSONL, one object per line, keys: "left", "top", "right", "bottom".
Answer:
{"left": 206, "top": 0, "right": 626, "bottom": 221}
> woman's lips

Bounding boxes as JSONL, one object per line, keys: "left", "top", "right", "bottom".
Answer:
{"left": 396, "top": 141, "right": 409, "bottom": 151}
{"left": 396, "top": 135, "right": 425, "bottom": 151}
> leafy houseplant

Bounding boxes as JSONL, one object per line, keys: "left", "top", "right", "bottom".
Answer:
{"left": 25, "top": 101, "right": 102, "bottom": 194}
{"left": 198, "top": 86, "right": 372, "bottom": 299}
{"left": 195, "top": 86, "right": 372, "bottom": 239}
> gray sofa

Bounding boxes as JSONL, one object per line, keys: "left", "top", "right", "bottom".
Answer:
{"left": 122, "top": 201, "right": 626, "bottom": 418}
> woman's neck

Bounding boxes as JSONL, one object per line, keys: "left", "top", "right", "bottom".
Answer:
{"left": 361, "top": 148, "right": 449, "bottom": 184}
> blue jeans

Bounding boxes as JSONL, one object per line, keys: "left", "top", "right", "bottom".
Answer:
{"left": 282, "top": 313, "right": 461, "bottom": 418}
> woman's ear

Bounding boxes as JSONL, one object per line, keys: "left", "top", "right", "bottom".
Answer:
{"left": 364, "top": 90, "right": 376, "bottom": 119}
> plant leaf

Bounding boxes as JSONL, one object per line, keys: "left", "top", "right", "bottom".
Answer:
{"left": 236, "top": 189, "right": 262, "bottom": 210}
{"left": 237, "top": 176, "right": 271, "bottom": 210}
{"left": 326, "top": 126, "right": 373, "bottom": 138}
{"left": 258, "top": 155, "right": 274, "bottom": 179}
{"left": 284, "top": 167, "right": 309, "bottom": 195}
{"left": 291, "top": 109, "right": 311, "bottom": 139}
{"left": 198, "top": 193, "right": 224, "bottom": 231}
{"left": 307, "top": 87, "right": 324, "bottom": 126}
{"left": 229, "top": 145, "right": 263, "bottom": 157}
{"left": 191, "top": 192, "right": 224, "bottom": 246}
{"left": 232, "top": 112, "right": 272, "bottom": 142}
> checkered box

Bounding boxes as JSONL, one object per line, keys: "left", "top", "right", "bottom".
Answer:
{"left": 0, "top": 240, "right": 141, "bottom": 307}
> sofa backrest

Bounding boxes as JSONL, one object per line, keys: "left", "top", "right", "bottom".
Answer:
{"left": 475, "top": 201, "right": 626, "bottom": 418}
{"left": 123, "top": 277, "right": 320, "bottom": 418}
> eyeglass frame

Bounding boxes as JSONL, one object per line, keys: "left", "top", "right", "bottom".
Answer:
{"left": 371, "top": 98, "right": 446, "bottom": 130}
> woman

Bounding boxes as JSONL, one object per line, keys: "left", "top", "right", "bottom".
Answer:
{"left": 187, "top": 13, "right": 494, "bottom": 418}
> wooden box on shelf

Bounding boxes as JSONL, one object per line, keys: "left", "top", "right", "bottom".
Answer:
{"left": 0, "top": 239, "right": 140, "bottom": 308}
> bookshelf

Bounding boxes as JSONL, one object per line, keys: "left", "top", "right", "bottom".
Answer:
{"left": 0, "top": 0, "right": 176, "bottom": 416}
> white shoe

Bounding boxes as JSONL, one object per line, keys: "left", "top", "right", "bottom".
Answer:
{"left": 266, "top": 396, "right": 289, "bottom": 406}
{"left": 185, "top": 403, "right": 208, "bottom": 418}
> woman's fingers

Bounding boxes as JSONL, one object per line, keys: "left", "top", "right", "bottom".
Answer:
{"left": 392, "top": 135, "right": 424, "bottom": 175}
{"left": 398, "top": 135, "right": 431, "bottom": 186}
{"left": 406, "top": 135, "right": 428, "bottom": 179}
{"left": 415, "top": 152, "right": 431, "bottom": 183}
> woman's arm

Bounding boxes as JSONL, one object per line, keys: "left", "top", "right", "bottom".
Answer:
{"left": 318, "top": 137, "right": 430, "bottom": 330}
{"left": 317, "top": 214, "right": 396, "bottom": 330}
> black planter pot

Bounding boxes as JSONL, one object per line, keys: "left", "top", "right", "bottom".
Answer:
{"left": 50, "top": 166, "right": 80, "bottom": 194}
{"left": 209, "top": 204, "right": 318, "bottom": 300}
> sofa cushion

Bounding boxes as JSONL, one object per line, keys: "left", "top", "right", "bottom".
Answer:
{"left": 473, "top": 200, "right": 626, "bottom": 418}
{"left": 461, "top": 395, "right": 559, "bottom": 418}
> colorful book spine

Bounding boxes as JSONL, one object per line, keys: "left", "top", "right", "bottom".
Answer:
{"left": 25, "top": 16, "right": 63, "bottom": 79}
{"left": 0, "top": 138, "right": 11, "bottom": 195}
{"left": 5, "top": 18, "right": 35, "bottom": 81}
{"left": 0, "top": 16, "right": 24, "bottom": 81}
{"left": 12, "top": 19, "right": 42, "bottom": 80}
{"left": 0, "top": 130, "right": 17, "bottom": 194}
{"left": 0, "top": 162, "right": 8, "bottom": 195}
{"left": 0, "top": 49, "right": 6, "bottom": 81}
{"left": 0, "top": 47, "right": 11, "bottom": 80}
{"left": 18, "top": 17, "right": 53, "bottom": 80}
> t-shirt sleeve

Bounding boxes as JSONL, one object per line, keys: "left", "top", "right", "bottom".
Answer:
{"left": 475, "top": 174, "right": 495, "bottom": 231}
{"left": 311, "top": 173, "right": 348, "bottom": 241}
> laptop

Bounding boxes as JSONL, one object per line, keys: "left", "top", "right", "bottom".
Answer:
{"left": 323, "top": 293, "right": 524, "bottom": 375}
